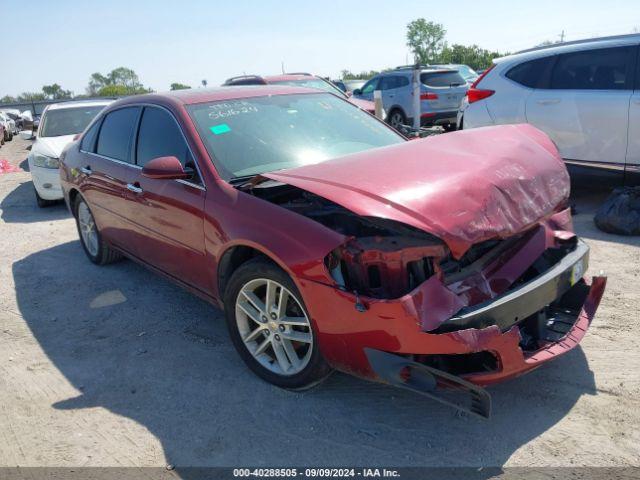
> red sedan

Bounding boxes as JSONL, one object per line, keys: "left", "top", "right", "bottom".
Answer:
{"left": 59, "top": 86, "right": 606, "bottom": 418}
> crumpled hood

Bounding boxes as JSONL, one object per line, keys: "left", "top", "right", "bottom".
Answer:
{"left": 32, "top": 135, "right": 75, "bottom": 158}
{"left": 263, "top": 124, "right": 570, "bottom": 258}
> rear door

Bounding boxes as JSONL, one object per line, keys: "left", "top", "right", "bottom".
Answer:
{"left": 625, "top": 45, "right": 640, "bottom": 180}
{"left": 79, "top": 106, "right": 142, "bottom": 252}
{"left": 125, "top": 106, "right": 208, "bottom": 290}
{"left": 526, "top": 46, "right": 635, "bottom": 168}
{"left": 379, "top": 75, "right": 410, "bottom": 113}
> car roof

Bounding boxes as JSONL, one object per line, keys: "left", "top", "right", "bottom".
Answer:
{"left": 46, "top": 99, "right": 114, "bottom": 111}
{"left": 114, "top": 85, "right": 327, "bottom": 107}
{"left": 262, "top": 74, "right": 318, "bottom": 82}
{"left": 496, "top": 33, "right": 640, "bottom": 64}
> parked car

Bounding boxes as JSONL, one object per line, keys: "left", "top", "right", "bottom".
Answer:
{"left": 333, "top": 79, "right": 368, "bottom": 94}
{"left": 26, "top": 100, "right": 112, "bottom": 207}
{"left": 353, "top": 67, "right": 468, "bottom": 130}
{"left": 0, "top": 122, "right": 4, "bottom": 147}
{"left": 0, "top": 111, "right": 14, "bottom": 142}
{"left": 1, "top": 109, "right": 23, "bottom": 131}
{"left": 458, "top": 33, "right": 640, "bottom": 183}
{"left": 59, "top": 86, "right": 605, "bottom": 418}
{"left": 223, "top": 73, "right": 380, "bottom": 118}
{"left": 430, "top": 64, "right": 479, "bottom": 84}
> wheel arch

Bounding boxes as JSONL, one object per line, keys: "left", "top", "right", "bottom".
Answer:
{"left": 216, "top": 242, "right": 289, "bottom": 303}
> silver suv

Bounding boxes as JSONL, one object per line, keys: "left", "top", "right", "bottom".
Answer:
{"left": 353, "top": 67, "right": 468, "bottom": 131}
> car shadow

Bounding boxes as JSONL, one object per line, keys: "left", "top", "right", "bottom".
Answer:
{"left": 0, "top": 179, "right": 69, "bottom": 223}
{"left": 13, "top": 242, "right": 596, "bottom": 472}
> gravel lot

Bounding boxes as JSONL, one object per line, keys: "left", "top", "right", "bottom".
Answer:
{"left": 1, "top": 137, "right": 639, "bottom": 469}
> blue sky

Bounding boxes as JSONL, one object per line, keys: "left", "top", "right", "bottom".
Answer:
{"left": 2, "top": 0, "right": 638, "bottom": 97}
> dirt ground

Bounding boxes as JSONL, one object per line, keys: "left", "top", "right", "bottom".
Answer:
{"left": 0, "top": 137, "right": 639, "bottom": 468}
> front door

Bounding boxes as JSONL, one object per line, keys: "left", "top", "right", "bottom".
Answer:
{"left": 125, "top": 106, "right": 208, "bottom": 291}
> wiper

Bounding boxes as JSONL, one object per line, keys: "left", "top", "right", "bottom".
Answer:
{"left": 228, "top": 174, "right": 258, "bottom": 186}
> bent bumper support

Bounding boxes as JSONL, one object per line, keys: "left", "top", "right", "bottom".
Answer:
{"left": 364, "top": 348, "right": 492, "bottom": 419}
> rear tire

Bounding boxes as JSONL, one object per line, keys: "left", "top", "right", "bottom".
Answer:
{"left": 224, "top": 257, "right": 331, "bottom": 390}
{"left": 74, "top": 195, "right": 122, "bottom": 265}
{"left": 387, "top": 109, "right": 407, "bottom": 131}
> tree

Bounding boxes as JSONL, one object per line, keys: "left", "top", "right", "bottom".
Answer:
{"left": 406, "top": 19, "right": 446, "bottom": 64}
{"left": 17, "top": 92, "right": 46, "bottom": 102}
{"left": 201, "top": 79, "right": 208, "bottom": 88}
{"left": 1, "top": 95, "right": 17, "bottom": 103}
{"left": 340, "top": 69, "right": 380, "bottom": 80}
{"left": 437, "top": 44, "right": 507, "bottom": 71}
{"left": 42, "top": 83, "right": 72, "bottom": 100}
{"left": 170, "top": 83, "right": 191, "bottom": 90}
{"left": 86, "top": 67, "right": 150, "bottom": 96}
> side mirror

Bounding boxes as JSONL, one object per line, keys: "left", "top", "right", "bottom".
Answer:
{"left": 141, "top": 156, "right": 190, "bottom": 180}
{"left": 19, "top": 130, "right": 33, "bottom": 140}
{"left": 353, "top": 88, "right": 362, "bottom": 96}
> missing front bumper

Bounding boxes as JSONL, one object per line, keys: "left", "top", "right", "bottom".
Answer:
{"left": 364, "top": 348, "right": 492, "bottom": 419}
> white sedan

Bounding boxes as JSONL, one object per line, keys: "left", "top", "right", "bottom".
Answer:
{"left": 26, "top": 100, "right": 112, "bottom": 207}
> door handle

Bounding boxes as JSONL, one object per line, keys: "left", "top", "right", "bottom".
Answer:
{"left": 126, "top": 183, "right": 143, "bottom": 194}
{"left": 81, "top": 166, "right": 92, "bottom": 175}
{"left": 536, "top": 98, "right": 561, "bottom": 105}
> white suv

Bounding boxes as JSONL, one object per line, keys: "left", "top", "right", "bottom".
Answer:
{"left": 458, "top": 34, "right": 640, "bottom": 182}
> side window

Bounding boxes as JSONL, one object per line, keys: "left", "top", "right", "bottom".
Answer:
{"left": 506, "top": 56, "right": 554, "bottom": 88}
{"left": 96, "top": 107, "right": 140, "bottom": 162}
{"left": 361, "top": 78, "right": 379, "bottom": 94}
{"left": 550, "top": 47, "right": 633, "bottom": 90}
{"left": 80, "top": 120, "right": 101, "bottom": 152}
{"left": 136, "top": 107, "right": 201, "bottom": 184}
{"left": 397, "top": 76, "right": 410, "bottom": 88}
{"left": 380, "top": 76, "right": 401, "bottom": 90}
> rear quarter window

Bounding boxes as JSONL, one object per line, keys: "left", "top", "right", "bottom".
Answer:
{"left": 80, "top": 120, "right": 101, "bottom": 152}
{"left": 505, "top": 56, "right": 554, "bottom": 88}
{"left": 420, "top": 71, "right": 466, "bottom": 87}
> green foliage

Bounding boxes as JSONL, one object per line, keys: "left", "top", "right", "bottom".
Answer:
{"left": 406, "top": 19, "right": 446, "bottom": 64}
{"left": 42, "top": 83, "right": 72, "bottom": 100}
{"left": 86, "top": 67, "right": 150, "bottom": 96}
{"left": 340, "top": 69, "right": 380, "bottom": 80}
{"left": 1, "top": 95, "right": 17, "bottom": 103}
{"left": 201, "top": 79, "right": 208, "bottom": 87}
{"left": 437, "top": 44, "right": 508, "bottom": 71}
{"left": 170, "top": 83, "right": 191, "bottom": 90}
{"left": 17, "top": 92, "right": 46, "bottom": 102}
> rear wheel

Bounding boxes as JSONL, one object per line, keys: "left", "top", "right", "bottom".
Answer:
{"left": 387, "top": 109, "right": 407, "bottom": 130}
{"left": 224, "top": 258, "right": 331, "bottom": 390}
{"left": 74, "top": 196, "right": 122, "bottom": 265}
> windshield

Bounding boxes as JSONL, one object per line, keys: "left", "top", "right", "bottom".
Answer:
{"left": 39, "top": 106, "right": 106, "bottom": 137}
{"left": 188, "top": 93, "right": 404, "bottom": 180}
{"left": 270, "top": 78, "right": 346, "bottom": 97}
{"left": 344, "top": 80, "right": 366, "bottom": 91}
{"left": 456, "top": 65, "right": 478, "bottom": 81}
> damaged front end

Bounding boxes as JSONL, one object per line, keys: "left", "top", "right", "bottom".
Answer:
{"left": 237, "top": 125, "right": 607, "bottom": 418}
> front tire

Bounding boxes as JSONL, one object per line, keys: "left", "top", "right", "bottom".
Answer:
{"left": 224, "top": 258, "right": 331, "bottom": 390}
{"left": 34, "top": 186, "right": 55, "bottom": 208}
{"left": 74, "top": 195, "right": 122, "bottom": 265}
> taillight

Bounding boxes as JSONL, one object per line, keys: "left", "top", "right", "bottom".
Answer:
{"left": 466, "top": 64, "right": 496, "bottom": 104}
{"left": 420, "top": 92, "right": 439, "bottom": 100}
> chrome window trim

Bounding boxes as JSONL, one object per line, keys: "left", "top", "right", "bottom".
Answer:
{"left": 80, "top": 102, "right": 207, "bottom": 191}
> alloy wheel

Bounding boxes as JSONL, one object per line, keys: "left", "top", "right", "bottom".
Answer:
{"left": 77, "top": 202, "right": 99, "bottom": 257}
{"left": 235, "top": 278, "right": 313, "bottom": 376}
